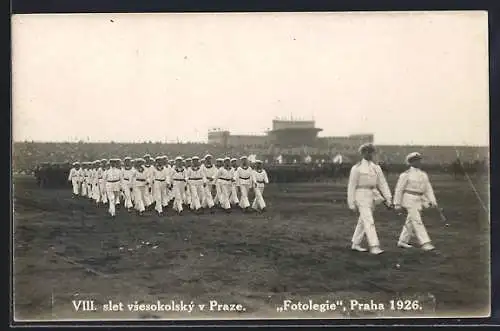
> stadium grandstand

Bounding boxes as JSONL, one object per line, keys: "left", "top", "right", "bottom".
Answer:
{"left": 12, "top": 118, "right": 488, "bottom": 176}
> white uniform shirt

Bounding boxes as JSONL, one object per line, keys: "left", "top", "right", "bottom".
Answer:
{"left": 97, "top": 167, "right": 106, "bottom": 182}
{"left": 187, "top": 166, "right": 206, "bottom": 185}
{"left": 152, "top": 166, "right": 169, "bottom": 183}
{"left": 143, "top": 164, "right": 154, "bottom": 185}
{"left": 171, "top": 167, "right": 188, "bottom": 183}
{"left": 216, "top": 167, "right": 234, "bottom": 186}
{"left": 347, "top": 159, "right": 392, "bottom": 209}
{"left": 121, "top": 167, "right": 135, "bottom": 188}
{"left": 252, "top": 169, "right": 269, "bottom": 188}
{"left": 201, "top": 164, "right": 217, "bottom": 185}
{"left": 132, "top": 168, "right": 148, "bottom": 187}
{"left": 393, "top": 167, "right": 437, "bottom": 207}
{"left": 235, "top": 166, "right": 253, "bottom": 186}
{"left": 104, "top": 167, "right": 122, "bottom": 189}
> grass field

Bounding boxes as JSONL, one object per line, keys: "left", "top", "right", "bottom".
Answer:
{"left": 12, "top": 173, "right": 491, "bottom": 321}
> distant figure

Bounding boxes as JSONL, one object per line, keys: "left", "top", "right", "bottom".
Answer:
{"left": 186, "top": 156, "right": 206, "bottom": 213}
{"left": 229, "top": 158, "right": 240, "bottom": 206}
{"left": 201, "top": 154, "right": 216, "bottom": 210}
{"left": 393, "top": 152, "right": 437, "bottom": 251}
{"left": 452, "top": 157, "right": 465, "bottom": 179}
{"left": 347, "top": 143, "right": 392, "bottom": 255}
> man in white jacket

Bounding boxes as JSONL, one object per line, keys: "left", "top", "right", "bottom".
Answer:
{"left": 347, "top": 143, "right": 392, "bottom": 255}
{"left": 67, "top": 162, "right": 81, "bottom": 197}
{"left": 393, "top": 152, "right": 437, "bottom": 251}
{"left": 251, "top": 160, "right": 269, "bottom": 212}
{"left": 234, "top": 156, "right": 253, "bottom": 212}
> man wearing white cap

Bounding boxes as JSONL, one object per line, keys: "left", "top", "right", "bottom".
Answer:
{"left": 215, "top": 157, "right": 234, "bottom": 212}
{"left": 182, "top": 158, "right": 193, "bottom": 207}
{"left": 234, "top": 156, "right": 254, "bottom": 212}
{"left": 80, "top": 163, "right": 89, "bottom": 197}
{"left": 143, "top": 154, "right": 154, "bottom": 209}
{"left": 97, "top": 159, "right": 109, "bottom": 205}
{"left": 68, "top": 162, "right": 82, "bottom": 197}
{"left": 151, "top": 157, "right": 170, "bottom": 216}
{"left": 121, "top": 157, "right": 135, "bottom": 211}
{"left": 393, "top": 152, "right": 437, "bottom": 251}
{"left": 229, "top": 158, "right": 240, "bottom": 205}
{"left": 114, "top": 159, "right": 122, "bottom": 206}
{"left": 104, "top": 159, "right": 122, "bottom": 217}
{"left": 201, "top": 154, "right": 216, "bottom": 210}
{"left": 347, "top": 143, "right": 392, "bottom": 255}
{"left": 131, "top": 158, "right": 148, "bottom": 215}
{"left": 90, "top": 161, "right": 101, "bottom": 203}
{"left": 186, "top": 156, "right": 206, "bottom": 212}
{"left": 161, "top": 156, "right": 174, "bottom": 205}
{"left": 171, "top": 156, "right": 188, "bottom": 214}
{"left": 213, "top": 158, "right": 224, "bottom": 207}
{"left": 251, "top": 160, "right": 269, "bottom": 212}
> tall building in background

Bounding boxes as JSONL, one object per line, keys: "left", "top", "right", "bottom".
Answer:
{"left": 207, "top": 119, "right": 374, "bottom": 149}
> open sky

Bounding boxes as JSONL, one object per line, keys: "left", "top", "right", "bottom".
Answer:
{"left": 12, "top": 11, "right": 489, "bottom": 146}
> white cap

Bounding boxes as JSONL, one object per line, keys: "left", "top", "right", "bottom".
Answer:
{"left": 175, "top": 156, "right": 183, "bottom": 161}
{"left": 216, "top": 158, "right": 223, "bottom": 162}
{"left": 72, "top": 161, "right": 80, "bottom": 165}
{"left": 240, "top": 156, "right": 248, "bottom": 160}
{"left": 255, "top": 160, "right": 263, "bottom": 164}
{"left": 224, "top": 157, "right": 230, "bottom": 161}
{"left": 135, "top": 158, "right": 145, "bottom": 163}
{"left": 406, "top": 152, "right": 422, "bottom": 164}
{"left": 124, "top": 156, "right": 132, "bottom": 161}
{"left": 204, "top": 154, "right": 213, "bottom": 159}
{"left": 192, "top": 156, "right": 200, "bottom": 160}
{"left": 230, "top": 158, "right": 237, "bottom": 162}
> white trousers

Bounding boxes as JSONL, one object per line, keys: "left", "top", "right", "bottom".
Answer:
{"left": 252, "top": 186, "right": 266, "bottom": 210}
{"left": 144, "top": 184, "right": 153, "bottom": 206}
{"left": 106, "top": 183, "right": 120, "bottom": 216}
{"left": 214, "top": 183, "right": 221, "bottom": 205}
{"left": 81, "top": 181, "right": 88, "bottom": 197}
{"left": 219, "top": 184, "right": 232, "bottom": 209}
{"left": 71, "top": 179, "right": 80, "bottom": 195}
{"left": 183, "top": 184, "right": 192, "bottom": 206}
{"left": 351, "top": 189, "right": 380, "bottom": 248}
{"left": 92, "top": 182, "right": 100, "bottom": 202}
{"left": 153, "top": 181, "right": 169, "bottom": 213}
{"left": 122, "top": 182, "right": 133, "bottom": 209}
{"left": 239, "top": 184, "right": 251, "bottom": 209}
{"left": 189, "top": 184, "right": 205, "bottom": 210}
{"left": 172, "top": 181, "right": 186, "bottom": 212}
{"left": 398, "top": 194, "right": 431, "bottom": 245}
{"left": 203, "top": 184, "right": 215, "bottom": 208}
{"left": 133, "top": 186, "right": 147, "bottom": 212}
{"left": 230, "top": 185, "right": 239, "bottom": 204}
{"left": 99, "top": 180, "right": 108, "bottom": 204}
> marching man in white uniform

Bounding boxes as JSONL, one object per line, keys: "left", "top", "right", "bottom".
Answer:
{"left": 97, "top": 159, "right": 108, "bottom": 206}
{"left": 131, "top": 158, "right": 148, "bottom": 216}
{"left": 151, "top": 156, "right": 170, "bottom": 216}
{"left": 201, "top": 154, "right": 216, "bottom": 210}
{"left": 171, "top": 156, "right": 188, "bottom": 214}
{"left": 186, "top": 156, "right": 206, "bottom": 213}
{"left": 91, "top": 161, "right": 100, "bottom": 203}
{"left": 214, "top": 158, "right": 224, "bottom": 207}
{"left": 229, "top": 158, "right": 240, "bottom": 206}
{"left": 216, "top": 157, "right": 234, "bottom": 212}
{"left": 143, "top": 154, "right": 155, "bottom": 209}
{"left": 393, "top": 152, "right": 437, "bottom": 251}
{"left": 104, "top": 159, "right": 122, "bottom": 217}
{"left": 80, "top": 163, "right": 89, "bottom": 197}
{"left": 235, "top": 156, "right": 254, "bottom": 212}
{"left": 183, "top": 158, "right": 193, "bottom": 207}
{"left": 68, "top": 162, "right": 82, "bottom": 197}
{"left": 251, "top": 160, "right": 269, "bottom": 212}
{"left": 347, "top": 143, "right": 392, "bottom": 255}
{"left": 121, "top": 157, "right": 135, "bottom": 211}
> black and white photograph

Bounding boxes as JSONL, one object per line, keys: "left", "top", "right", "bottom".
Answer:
{"left": 12, "top": 11, "right": 490, "bottom": 321}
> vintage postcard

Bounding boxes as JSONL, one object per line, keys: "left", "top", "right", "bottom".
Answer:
{"left": 11, "top": 11, "right": 490, "bottom": 321}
